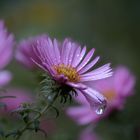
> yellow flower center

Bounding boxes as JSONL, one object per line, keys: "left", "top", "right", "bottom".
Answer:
{"left": 104, "top": 90, "right": 116, "bottom": 101}
{"left": 54, "top": 64, "right": 80, "bottom": 82}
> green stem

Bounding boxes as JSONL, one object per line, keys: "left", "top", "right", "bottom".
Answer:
{"left": 15, "top": 94, "right": 58, "bottom": 140}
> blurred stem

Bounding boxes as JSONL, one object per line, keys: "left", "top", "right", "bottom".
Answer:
{"left": 15, "top": 94, "right": 58, "bottom": 140}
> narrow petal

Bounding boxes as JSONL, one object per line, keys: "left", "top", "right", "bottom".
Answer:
{"left": 81, "top": 72, "right": 113, "bottom": 81}
{"left": 79, "top": 87, "right": 107, "bottom": 114}
{"left": 80, "top": 63, "right": 112, "bottom": 81}
{"left": 78, "top": 56, "right": 100, "bottom": 74}
{"left": 83, "top": 63, "right": 111, "bottom": 76}
{"left": 61, "top": 39, "right": 69, "bottom": 64}
{"left": 74, "top": 89, "right": 89, "bottom": 105}
{"left": 76, "top": 48, "right": 95, "bottom": 71}
{"left": 31, "top": 58, "right": 55, "bottom": 76}
{"left": 68, "top": 43, "right": 77, "bottom": 65}
{"left": 53, "top": 39, "right": 61, "bottom": 64}
{"left": 71, "top": 46, "right": 82, "bottom": 67}
{"left": 67, "top": 82, "right": 87, "bottom": 90}
{"left": 64, "top": 42, "right": 72, "bottom": 65}
{"left": 72, "top": 46, "right": 86, "bottom": 67}
{"left": 46, "top": 37, "right": 57, "bottom": 65}
{"left": 33, "top": 43, "right": 53, "bottom": 67}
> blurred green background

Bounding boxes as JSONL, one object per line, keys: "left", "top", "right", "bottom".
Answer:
{"left": 0, "top": 0, "right": 139, "bottom": 140}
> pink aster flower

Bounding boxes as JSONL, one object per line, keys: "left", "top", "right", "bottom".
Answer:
{"left": 30, "top": 35, "right": 112, "bottom": 113}
{"left": 0, "top": 20, "right": 14, "bottom": 86}
{"left": 66, "top": 66, "right": 135, "bottom": 125}
{"left": 0, "top": 88, "right": 33, "bottom": 115}
{"left": 16, "top": 35, "right": 47, "bottom": 70}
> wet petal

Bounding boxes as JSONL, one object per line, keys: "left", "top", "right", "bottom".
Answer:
{"left": 68, "top": 43, "right": 77, "bottom": 65}
{"left": 80, "top": 87, "right": 107, "bottom": 115}
{"left": 72, "top": 46, "right": 86, "bottom": 67}
{"left": 81, "top": 72, "right": 113, "bottom": 81}
{"left": 77, "top": 48, "right": 95, "bottom": 71}
{"left": 72, "top": 46, "right": 82, "bottom": 67}
{"left": 82, "top": 63, "right": 111, "bottom": 76}
{"left": 64, "top": 42, "right": 72, "bottom": 65}
{"left": 53, "top": 39, "right": 61, "bottom": 64}
{"left": 81, "top": 63, "right": 112, "bottom": 81}
{"left": 78, "top": 56, "right": 100, "bottom": 74}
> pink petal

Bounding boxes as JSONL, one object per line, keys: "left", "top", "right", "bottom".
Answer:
{"left": 81, "top": 72, "right": 113, "bottom": 81}
{"left": 80, "top": 87, "right": 107, "bottom": 114}
{"left": 78, "top": 56, "right": 100, "bottom": 74}
{"left": 72, "top": 46, "right": 86, "bottom": 67}
{"left": 82, "top": 63, "right": 111, "bottom": 76}
{"left": 80, "top": 63, "right": 112, "bottom": 81}
{"left": 71, "top": 46, "right": 82, "bottom": 67}
{"left": 53, "top": 39, "right": 61, "bottom": 64}
{"left": 46, "top": 37, "right": 57, "bottom": 65}
{"left": 76, "top": 48, "right": 95, "bottom": 71}
{"left": 67, "top": 82, "right": 87, "bottom": 90}
{"left": 74, "top": 89, "right": 89, "bottom": 105}
{"left": 61, "top": 39, "right": 69, "bottom": 64}
{"left": 64, "top": 42, "right": 72, "bottom": 65}
{"left": 67, "top": 43, "right": 77, "bottom": 65}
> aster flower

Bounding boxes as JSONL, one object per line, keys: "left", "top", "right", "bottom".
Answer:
{"left": 16, "top": 35, "right": 47, "bottom": 70}
{"left": 0, "top": 20, "right": 14, "bottom": 86}
{"left": 66, "top": 66, "right": 135, "bottom": 125}
{"left": 30, "top": 35, "right": 112, "bottom": 114}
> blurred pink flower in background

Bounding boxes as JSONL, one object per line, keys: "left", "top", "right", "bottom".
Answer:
{"left": 0, "top": 88, "right": 56, "bottom": 134}
{"left": 0, "top": 88, "right": 33, "bottom": 115}
{"left": 79, "top": 127, "right": 99, "bottom": 140}
{"left": 15, "top": 35, "right": 48, "bottom": 70}
{"left": 0, "top": 20, "right": 14, "bottom": 86}
{"left": 67, "top": 66, "right": 135, "bottom": 125}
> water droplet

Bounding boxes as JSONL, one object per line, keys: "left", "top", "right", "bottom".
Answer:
{"left": 95, "top": 100, "right": 107, "bottom": 115}
{"left": 47, "top": 95, "right": 52, "bottom": 101}
{"left": 95, "top": 106, "right": 105, "bottom": 115}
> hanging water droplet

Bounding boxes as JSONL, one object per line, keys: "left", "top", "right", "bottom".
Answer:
{"left": 95, "top": 106, "right": 105, "bottom": 115}
{"left": 95, "top": 100, "right": 107, "bottom": 115}
{"left": 47, "top": 95, "right": 53, "bottom": 101}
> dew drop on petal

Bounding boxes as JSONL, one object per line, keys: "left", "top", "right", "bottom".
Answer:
{"left": 95, "top": 100, "right": 107, "bottom": 115}
{"left": 95, "top": 106, "right": 105, "bottom": 115}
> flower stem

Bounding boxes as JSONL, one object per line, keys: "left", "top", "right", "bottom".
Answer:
{"left": 15, "top": 94, "right": 58, "bottom": 140}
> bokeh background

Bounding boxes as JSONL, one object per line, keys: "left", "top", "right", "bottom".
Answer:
{"left": 0, "top": 0, "right": 140, "bottom": 140}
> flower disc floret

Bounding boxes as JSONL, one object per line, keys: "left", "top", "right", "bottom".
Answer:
{"left": 54, "top": 64, "right": 80, "bottom": 82}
